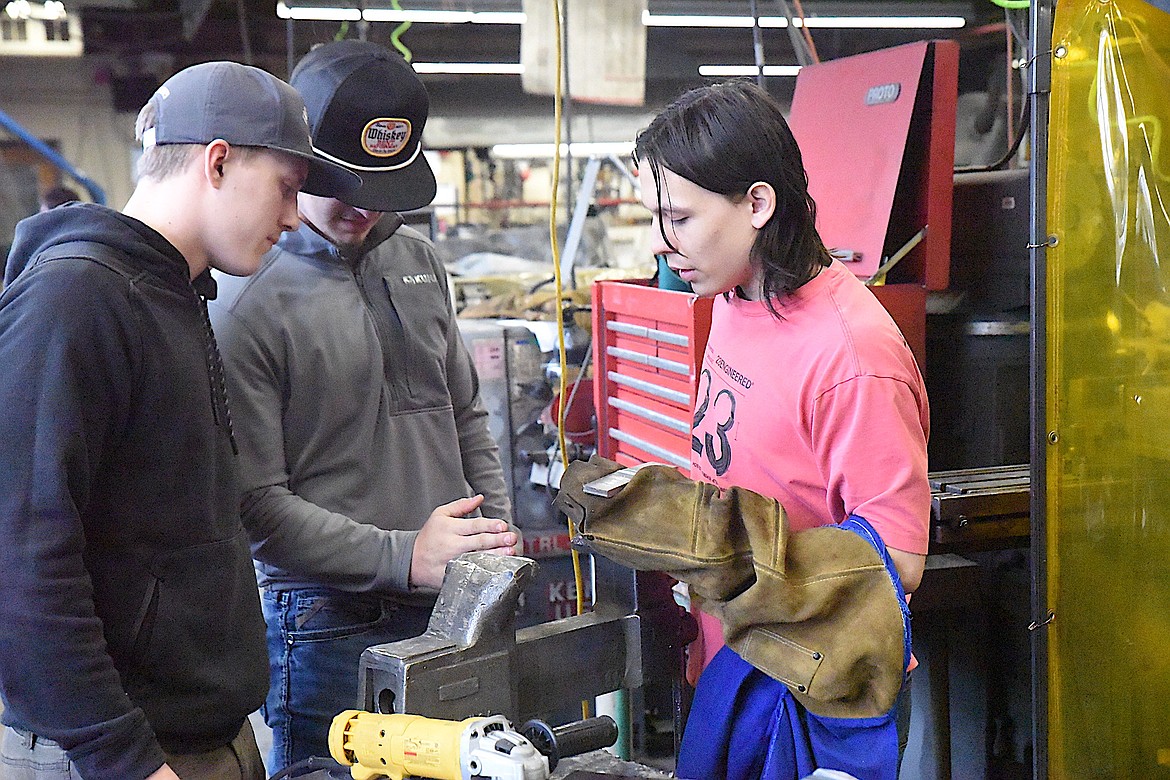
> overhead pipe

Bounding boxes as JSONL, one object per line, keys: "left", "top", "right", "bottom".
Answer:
{"left": 0, "top": 107, "right": 107, "bottom": 205}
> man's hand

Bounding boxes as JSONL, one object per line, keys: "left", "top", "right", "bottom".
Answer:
{"left": 146, "top": 764, "right": 182, "bottom": 780}
{"left": 410, "top": 495, "right": 518, "bottom": 590}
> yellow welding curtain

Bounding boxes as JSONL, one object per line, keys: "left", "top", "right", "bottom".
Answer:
{"left": 1047, "top": 0, "right": 1170, "bottom": 776}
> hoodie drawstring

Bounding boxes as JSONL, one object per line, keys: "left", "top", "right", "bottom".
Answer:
{"left": 198, "top": 295, "right": 239, "bottom": 456}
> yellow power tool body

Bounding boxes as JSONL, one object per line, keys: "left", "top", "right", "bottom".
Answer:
{"left": 329, "top": 710, "right": 550, "bottom": 780}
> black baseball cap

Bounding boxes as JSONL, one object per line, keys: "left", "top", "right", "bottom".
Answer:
{"left": 142, "top": 61, "right": 361, "bottom": 199}
{"left": 291, "top": 40, "right": 437, "bottom": 212}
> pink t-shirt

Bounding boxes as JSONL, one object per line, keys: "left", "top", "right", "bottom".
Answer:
{"left": 690, "top": 260, "right": 931, "bottom": 553}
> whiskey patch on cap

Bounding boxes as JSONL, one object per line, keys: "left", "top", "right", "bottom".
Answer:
{"left": 362, "top": 118, "right": 412, "bottom": 158}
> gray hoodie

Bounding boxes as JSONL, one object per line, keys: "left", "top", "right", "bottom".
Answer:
{"left": 209, "top": 215, "right": 510, "bottom": 599}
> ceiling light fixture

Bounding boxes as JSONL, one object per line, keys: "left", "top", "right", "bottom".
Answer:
{"left": 641, "top": 11, "right": 966, "bottom": 29}
{"left": 4, "top": 0, "right": 72, "bottom": 20}
{"left": 491, "top": 141, "right": 635, "bottom": 159}
{"left": 698, "top": 64, "right": 803, "bottom": 77}
{"left": 275, "top": 4, "right": 966, "bottom": 31}
{"left": 802, "top": 16, "right": 967, "bottom": 28}
{"left": 359, "top": 8, "right": 525, "bottom": 24}
{"left": 5, "top": 0, "right": 31, "bottom": 18}
{"left": 643, "top": 13, "right": 763, "bottom": 28}
{"left": 276, "top": 2, "right": 359, "bottom": 21}
{"left": 411, "top": 62, "right": 524, "bottom": 75}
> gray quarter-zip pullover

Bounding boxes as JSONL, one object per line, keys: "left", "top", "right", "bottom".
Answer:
{"left": 210, "top": 216, "right": 510, "bottom": 599}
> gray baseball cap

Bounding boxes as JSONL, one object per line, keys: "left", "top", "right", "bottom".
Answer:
{"left": 142, "top": 61, "right": 361, "bottom": 198}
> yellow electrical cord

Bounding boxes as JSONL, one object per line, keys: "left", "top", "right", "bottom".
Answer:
{"left": 545, "top": 0, "right": 582, "bottom": 619}
{"left": 546, "top": 0, "right": 590, "bottom": 721}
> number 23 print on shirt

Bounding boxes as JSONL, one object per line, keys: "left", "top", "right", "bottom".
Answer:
{"left": 692, "top": 357, "right": 749, "bottom": 478}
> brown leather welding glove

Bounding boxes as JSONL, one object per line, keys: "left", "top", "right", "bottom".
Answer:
{"left": 555, "top": 455, "right": 907, "bottom": 720}
{"left": 553, "top": 455, "right": 756, "bottom": 603}
{"left": 720, "top": 519, "right": 907, "bottom": 719}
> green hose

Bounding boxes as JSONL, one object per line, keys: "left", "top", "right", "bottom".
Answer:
{"left": 389, "top": 0, "right": 413, "bottom": 62}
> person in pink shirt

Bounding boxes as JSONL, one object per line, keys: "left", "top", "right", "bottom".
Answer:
{"left": 634, "top": 80, "right": 930, "bottom": 780}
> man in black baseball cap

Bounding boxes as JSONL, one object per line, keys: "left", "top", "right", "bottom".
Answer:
{"left": 292, "top": 38, "right": 437, "bottom": 211}
{"left": 0, "top": 60, "right": 357, "bottom": 780}
{"left": 209, "top": 41, "right": 516, "bottom": 772}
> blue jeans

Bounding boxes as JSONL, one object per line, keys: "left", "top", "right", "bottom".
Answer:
{"left": 261, "top": 588, "right": 432, "bottom": 774}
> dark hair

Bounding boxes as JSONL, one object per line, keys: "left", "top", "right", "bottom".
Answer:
{"left": 40, "top": 185, "right": 82, "bottom": 210}
{"left": 633, "top": 80, "right": 831, "bottom": 316}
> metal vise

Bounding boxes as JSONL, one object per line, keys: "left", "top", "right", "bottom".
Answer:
{"left": 358, "top": 551, "right": 644, "bottom": 724}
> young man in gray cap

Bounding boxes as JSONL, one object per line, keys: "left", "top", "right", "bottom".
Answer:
{"left": 210, "top": 40, "right": 516, "bottom": 771}
{"left": 0, "top": 61, "right": 358, "bottom": 780}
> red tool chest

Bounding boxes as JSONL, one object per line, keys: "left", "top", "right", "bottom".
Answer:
{"left": 591, "top": 280, "right": 711, "bottom": 469}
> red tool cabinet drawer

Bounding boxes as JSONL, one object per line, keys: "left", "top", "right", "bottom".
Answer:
{"left": 591, "top": 280, "right": 712, "bottom": 470}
